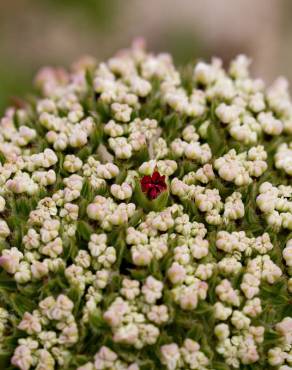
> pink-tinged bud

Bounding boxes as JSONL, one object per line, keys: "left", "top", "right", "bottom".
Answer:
{"left": 0, "top": 255, "right": 17, "bottom": 274}
{"left": 87, "top": 203, "right": 100, "bottom": 220}
{"left": 167, "top": 262, "right": 186, "bottom": 284}
{"left": 276, "top": 317, "right": 292, "bottom": 338}
{"left": 6, "top": 179, "right": 25, "bottom": 194}
{"left": 103, "top": 310, "right": 121, "bottom": 328}
{"left": 31, "top": 261, "right": 49, "bottom": 279}
{"left": 0, "top": 247, "right": 22, "bottom": 274}
{"left": 132, "top": 247, "right": 152, "bottom": 266}
{"left": 11, "top": 345, "right": 33, "bottom": 370}
{"left": 180, "top": 292, "right": 198, "bottom": 310}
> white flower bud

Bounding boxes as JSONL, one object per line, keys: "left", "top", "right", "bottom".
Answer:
{"left": 0, "top": 220, "right": 10, "bottom": 239}
{"left": 0, "top": 196, "right": 6, "bottom": 212}
{"left": 64, "top": 155, "right": 83, "bottom": 173}
{"left": 69, "top": 128, "right": 88, "bottom": 148}
{"left": 214, "top": 323, "right": 230, "bottom": 340}
{"left": 258, "top": 112, "right": 283, "bottom": 136}
{"left": 111, "top": 103, "right": 132, "bottom": 122}
{"left": 111, "top": 182, "right": 132, "bottom": 200}
{"left": 216, "top": 103, "right": 242, "bottom": 124}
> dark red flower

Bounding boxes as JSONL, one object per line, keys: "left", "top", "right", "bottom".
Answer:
{"left": 140, "top": 171, "right": 167, "bottom": 200}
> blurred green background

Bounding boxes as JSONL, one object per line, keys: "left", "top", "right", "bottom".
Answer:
{"left": 1, "top": 0, "right": 292, "bottom": 114}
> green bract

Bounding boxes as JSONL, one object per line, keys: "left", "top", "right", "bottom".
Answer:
{"left": 0, "top": 44, "right": 291, "bottom": 370}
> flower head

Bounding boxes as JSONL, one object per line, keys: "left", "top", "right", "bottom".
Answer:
{"left": 1, "top": 43, "right": 292, "bottom": 370}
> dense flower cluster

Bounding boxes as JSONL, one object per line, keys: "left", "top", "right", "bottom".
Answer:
{"left": 0, "top": 41, "right": 291, "bottom": 370}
